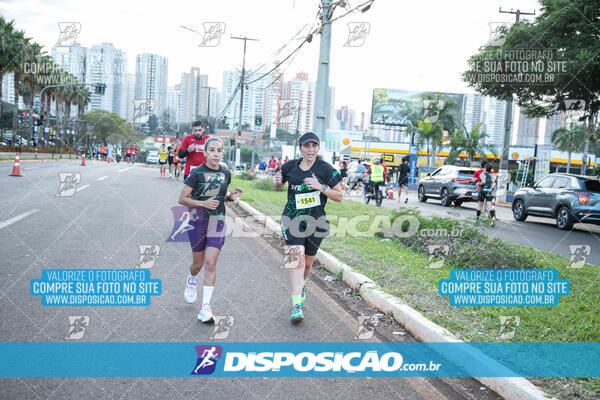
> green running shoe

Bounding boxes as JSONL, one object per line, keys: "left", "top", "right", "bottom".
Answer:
{"left": 290, "top": 304, "right": 304, "bottom": 323}
{"left": 300, "top": 286, "right": 306, "bottom": 306}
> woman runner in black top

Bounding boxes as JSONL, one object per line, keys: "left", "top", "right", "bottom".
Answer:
{"left": 273, "top": 132, "right": 343, "bottom": 323}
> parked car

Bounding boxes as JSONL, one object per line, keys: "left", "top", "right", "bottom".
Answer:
{"left": 417, "top": 165, "right": 479, "bottom": 206}
{"left": 512, "top": 173, "right": 600, "bottom": 230}
{"left": 146, "top": 151, "right": 159, "bottom": 164}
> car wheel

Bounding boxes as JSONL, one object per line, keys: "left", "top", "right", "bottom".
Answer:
{"left": 556, "top": 206, "right": 574, "bottom": 230}
{"left": 440, "top": 188, "right": 452, "bottom": 207}
{"left": 418, "top": 185, "right": 427, "bottom": 202}
{"left": 512, "top": 199, "right": 528, "bottom": 221}
{"left": 453, "top": 199, "right": 463, "bottom": 207}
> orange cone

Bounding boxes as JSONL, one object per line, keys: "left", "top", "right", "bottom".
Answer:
{"left": 9, "top": 152, "right": 22, "bottom": 177}
{"left": 81, "top": 154, "right": 87, "bottom": 166}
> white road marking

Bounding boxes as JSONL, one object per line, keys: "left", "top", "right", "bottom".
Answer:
{"left": 76, "top": 184, "right": 90, "bottom": 192}
{"left": 98, "top": 176, "right": 108, "bottom": 181}
{"left": 0, "top": 209, "right": 40, "bottom": 230}
{"left": 118, "top": 167, "right": 134, "bottom": 173}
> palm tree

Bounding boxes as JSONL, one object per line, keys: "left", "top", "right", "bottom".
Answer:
{"left": 461, "top": 123, "right": 497, "bottom": 166}
{"left": 551, "top": 123, "right": 585, "bottom": 173}
{"left": 445, "top": 128, "right": 466, "bottom": 165}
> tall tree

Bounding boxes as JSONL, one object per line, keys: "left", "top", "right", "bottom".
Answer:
{"left": 551, "top": 123, "right": 585, "bottom": 173}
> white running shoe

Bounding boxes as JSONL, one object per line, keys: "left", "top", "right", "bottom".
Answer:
{"left": 184, "top": 276, "right": 197, "bottom": 303}
{"left": 197, "top": 304, "right": 215, "bottom": 323}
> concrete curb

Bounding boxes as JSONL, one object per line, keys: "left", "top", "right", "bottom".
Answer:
{"left": 234, "top": 199, "right": 555, "bottom": 400}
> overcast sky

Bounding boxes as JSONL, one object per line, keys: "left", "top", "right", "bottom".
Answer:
{"left": 1, "top": 0, "right": 540, "bottom": 117}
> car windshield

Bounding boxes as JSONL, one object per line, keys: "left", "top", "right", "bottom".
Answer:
{"left": 583, "top": 179, "right": 600, "bottom": 193}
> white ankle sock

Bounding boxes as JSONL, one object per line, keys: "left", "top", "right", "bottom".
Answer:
{"left": 202, "top": 286, "right": 214, "bottom": 306}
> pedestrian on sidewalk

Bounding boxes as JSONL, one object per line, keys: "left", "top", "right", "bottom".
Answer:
{"left": 273, "top": 132, "right": 343, "bottom": 323}
{"left": 397, "top": 156, "right": 410, "bottom": 203}
{"left": 179, "top": 137, "right": 244, "bottom": 323}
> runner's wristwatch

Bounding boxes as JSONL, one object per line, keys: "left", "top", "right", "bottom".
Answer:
{"left": 321, "top": 184, "right": 327, "bottom": 192}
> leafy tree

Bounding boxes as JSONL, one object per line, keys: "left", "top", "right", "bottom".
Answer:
{"left": 551, "top": 123, "right": 585, "bottom": 173}
{"left": 463, "top": 0, "right": 600, "bottom": 171}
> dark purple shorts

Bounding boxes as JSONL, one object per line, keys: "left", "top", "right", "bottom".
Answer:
{"left": 187, "top": 216, "right": 226, "bottom": 252}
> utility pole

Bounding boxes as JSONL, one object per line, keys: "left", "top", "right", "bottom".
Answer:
{"left": 312, "top": 0, "right": 333, "bottom": 141}
{"left": 498, "top": 8, "right": 535, "bottom": 180}
{"left": 202, "top": 86, "right": 216, "bottom": 132}
{"left": 231, "top": 35, "right": 258, "bottom": 167}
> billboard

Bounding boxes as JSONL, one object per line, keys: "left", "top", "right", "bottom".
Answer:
{"left": 371, "top": 89, "right": 465, "bottom": 127}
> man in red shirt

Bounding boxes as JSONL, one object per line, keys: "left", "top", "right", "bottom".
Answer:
{"left": 178, "top": 120, "right": 210, "bottom": 179}
{"left": 472, "top": 159, "right": 489, "bottom": 219}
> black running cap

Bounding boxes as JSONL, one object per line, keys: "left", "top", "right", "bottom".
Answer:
{"left": 299, "top": 132, "right": 320, "bottom": 146}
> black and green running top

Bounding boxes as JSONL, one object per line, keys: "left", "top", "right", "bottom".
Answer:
{"left": 184, "top": 164, "right": 231, "bottom": 219}
{"left": 280, "top": 158, "right": 342, "bottom": 220}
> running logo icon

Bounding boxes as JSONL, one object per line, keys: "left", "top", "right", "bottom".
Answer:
{"left": 210, "top": 316, "right": 234, "bottom": 340}
{"left": 168, "top": 206, "right": 196, "bottom": 242}
{"left": 66, "top": 316, "right": 89, "bottom": 340}
{"left": 137, "top": 245, "right": 160, "bottom": 269}
{"left": 498, "top": 315, "right": 520, "bottom": 340}
{"left": 426, "top": 245, "right": 448, "bottom": 269}
{"left": 344, "top": 22, "right": 370, "bottom": 47}
{"left": 191, "top": 345, "right": 222, "bottom": 375}
{"left": 56, "top": 172, "right": 81, "bottom": 197}
{"left": 567, "top": 245, "right": 590, "bottom": 269}
{"left": 56, "top": 22, "right": 81, "bottom": 46}
{"left": 199, "top": 22, "right": 226, "bottom": 47}
{"left": 356, "top": 315, "right": 381, "bottom": 340}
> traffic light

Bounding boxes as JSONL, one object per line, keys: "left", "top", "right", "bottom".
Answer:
{"left": 254, "top": 115, "right": 262, "bottom": 126}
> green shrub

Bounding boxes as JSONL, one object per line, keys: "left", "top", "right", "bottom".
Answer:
{"left": 238, "top": 171, "right": 257, "bottom": 181}
{"left": 253, "top": 177, "right": 283, "bottom": 191}
{"left": 388, "top": 208, "right": 543, "bottom": 269}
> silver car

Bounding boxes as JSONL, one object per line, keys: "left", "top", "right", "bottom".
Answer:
{"left": 417, "top": 165, "right": 479, "bottom": 207}
{"left": 512, "top": 173, "right": 600, "bottom": 230}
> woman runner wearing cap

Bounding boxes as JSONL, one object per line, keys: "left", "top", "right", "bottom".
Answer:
{"left": 273, "top": 132, "right": 343, "bottom": 323}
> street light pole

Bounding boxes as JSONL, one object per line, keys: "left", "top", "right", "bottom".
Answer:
{"left": 498, "top": 8, "right": 535, "bottom": 176}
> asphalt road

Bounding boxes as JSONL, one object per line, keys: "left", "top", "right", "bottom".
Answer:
{"left": 346, "top": 188, "right": 600, "bottom": 266}
{"left": 0, "top": 160, "right": 502, "bottom": 400}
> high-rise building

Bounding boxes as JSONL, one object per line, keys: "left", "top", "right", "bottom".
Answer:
{"left": 179, "top": 67, "right": 208, "bottom": 124}
{"left": 263, "top": 65, "right": 284, "bottom": 130}
{"left": 484, "top": 97, "right": 507, "bottom": 147}
{"left": 544, "top": 112, "right": 565, "bottom": 146}
{"left": 1, "top": 72, "right": 15, "bottom": 104}
{"left": 282, "top": 72, "right": 314, "bottom": 134}
{"left": 221, "top": 70, "right": 265, "bottom": 130}
{"left": 85, "top": 43, "right": 127, "bottom": 116}
{"left": 167, "top": 85, "right": 180, "bottom": 127}
{"left": 462, "top": 94, "right": 486, "bottom": 134}
{"left": 335, "top": 106, "right": 356, "bottom": 131}
{"left": 516, "top": 113, "right": 541, "bottom": 147}
{"left": 135, "top": 53, "right": 168, "bottom": 121}
{"left": 121, "top": 73, "right": 135, "bottom": 122}
{"left": 51, "top": 43, "right": 87, "bottom": 84}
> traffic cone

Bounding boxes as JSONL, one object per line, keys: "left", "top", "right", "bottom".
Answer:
{"left": 9, "top": 153, "right": 22, "bottom": 177}
{"left": 387, "top": 184, "right": 394, "bottom": 199}
{"left": 81, "top": 154, "right": 87, "bottom": 166}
